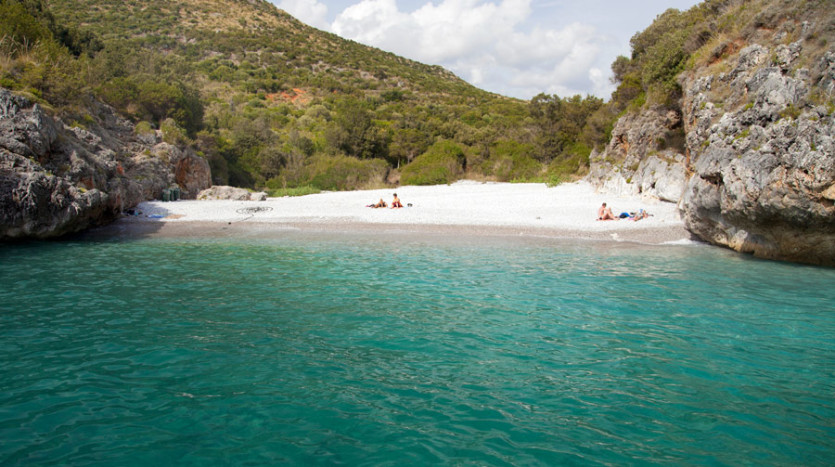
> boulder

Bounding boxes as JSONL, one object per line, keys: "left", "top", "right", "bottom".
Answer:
{"left": 197, "top": 185, "right": 267, "bottom": 201}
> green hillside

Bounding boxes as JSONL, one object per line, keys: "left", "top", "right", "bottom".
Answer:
{"left": 1, "top": 0, "right": 610, "bottom": 193}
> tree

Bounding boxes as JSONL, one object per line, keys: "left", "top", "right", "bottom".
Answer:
{"left": 529, "top": 93, "right": 603, "bottom": 163}
{"left": 389, "top": 128, "right": 431, "bottom": 167}
{"left": 97, "top": 76, "right": 204, "bottom": 136}
{"left": 400, "top": 140, "right": 465, "bottom": 185}
{"left": 0, "top": 0, "right": 53, "bottom": 54}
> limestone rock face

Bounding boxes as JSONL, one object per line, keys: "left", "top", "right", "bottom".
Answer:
{"left": 588, "top": 35, "right": 835, "bottom": 266}
{"left": 197, "top": 185, "right": 267, "bottom": 201}
{"left": 679, "top": 43, "right": 835, "bottom": 266}
{"left": 588, "top": 109, "right": 688, "bottom": 203}
{"left": 0, "top": 89, "right": 211, "bottom": 239}
{"left": 174, "top": 147, "right": 212, "bottom": 198}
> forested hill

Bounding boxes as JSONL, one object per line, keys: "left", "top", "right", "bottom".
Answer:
{"left": 49, "top": 0, "right": 473, "bottom": 97}
{"left": 4, "top": 0, "right": 603, "bottom": 192}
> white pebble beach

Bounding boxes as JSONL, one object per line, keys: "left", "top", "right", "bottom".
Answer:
{"left": 115, "top": 180, "right": 697, "bottom": 245}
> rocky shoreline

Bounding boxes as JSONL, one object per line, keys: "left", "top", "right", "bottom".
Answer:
{"left": 0, "top": 89, "right": 211, "bottom": 239}
{"left": 588, "top": 37, "right": 835, "bottom": 266}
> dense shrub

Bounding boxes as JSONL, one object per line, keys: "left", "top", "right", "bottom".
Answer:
{"left": 97, "top": 76, "right": 204, "bottom": 136}
{"left": 0, "top": 1, "right": 86, "bottom": 103}
{"left": 0, "top": 1, "right": 53, "bottom": 54}
{"left": 326, "top": 98, "right": 390, "bottom": 160}
{"left": 389, "top": 128, "right": 432, "bottom": 166}
{"left": 529, "top": 93, "right": 606, "bottom": 164}
{"left": 304, "top": 154, "right": 388, "bottom": 191}
{"left": 547, "top": 142, "right": 591, "bottom": 178}
{"left": 134, "top": 120, "right": 155, "bottom": 136}
{"left": 479, "top": 140, "right": 540, "bottom": 181}
{"left": 400, "top": 140, "right": 465, "bottom": 185}
{"left": 160, "top": 118, "right": 190, "bottom": 146}
{"left": 263, "top": 183, "right": 320, "bottom": 197}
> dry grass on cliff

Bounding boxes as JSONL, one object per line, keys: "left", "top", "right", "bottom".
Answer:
{"left": 175, "top": 0, "right": 294, "bottom": 33}
{"left": 688, "top": 0, "right": 835, "bottom": 75}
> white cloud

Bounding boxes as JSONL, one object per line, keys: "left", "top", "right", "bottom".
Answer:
{"left": 409, "top": 0, "right": 531, "bottom": 62}
{"left": 273, "top": 0, "right": 701, "bottom": 99}
{"left": 588, "top": 67, "right": 614, "bottom": 98}
{"left": 275, "top": 0, "right": 330, "bottom": 30}
{"left": 328, "top": 0, "right": 610, "bottom": 99}
{"left": 332, "top": 0, "right": 410, "bottom": 45}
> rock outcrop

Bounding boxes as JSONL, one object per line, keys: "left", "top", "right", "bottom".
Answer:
{"left": 588, "top": 109, "right": 688, "bottom": 203}
{"left": 197, "top": 186, "right": 268, "bottom": 201}
{"left": 678, "top": 44, "right": 835, "bottom": 265}
{"left": 589, "top": 27, "right": 835, "bottom": 266}
{"left": 0, "top": 89, "right": 211, "bottom": 239}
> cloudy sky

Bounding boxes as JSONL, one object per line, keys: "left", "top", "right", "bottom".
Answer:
{"left": 269, "top": 0, "right": 702, "bottom": 100}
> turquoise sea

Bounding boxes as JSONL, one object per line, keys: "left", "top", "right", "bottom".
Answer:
{"left": 1, "top": 230, "right": 834, "bottom": 466}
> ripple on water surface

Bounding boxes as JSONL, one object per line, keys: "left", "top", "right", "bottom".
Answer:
{"left": 1, "top": 234, "right": 834, "bottom": 465}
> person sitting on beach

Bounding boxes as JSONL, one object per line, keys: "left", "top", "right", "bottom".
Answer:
{"left": 597, "top": 202, "right": 617, "bottom": 220}
{"left": 390, "top": 193, "right": 403, "bottom": 209}
{"left": 368, "top": 198, "right": 387, "bottom": 208}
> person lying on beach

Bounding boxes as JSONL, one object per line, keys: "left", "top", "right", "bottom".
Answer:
{"left": 368, "top": 198, "right": 387, "bottom": 208}
{"left": 390, "top": 193, "right": 403, "bottom": 208}
{"left": 597, "top": 202, "right": 617, "bottom": 220}
{"left": 631, "top": 209, "right": 650, "bottom": 221}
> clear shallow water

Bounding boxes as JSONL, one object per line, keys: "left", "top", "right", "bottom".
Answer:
{"left": 1, "top": 233, "right": 834, "bottom": 466}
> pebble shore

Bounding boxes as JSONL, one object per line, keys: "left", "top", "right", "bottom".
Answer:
{"left": 112, "top": 180, "right": 697, "bottom": 245}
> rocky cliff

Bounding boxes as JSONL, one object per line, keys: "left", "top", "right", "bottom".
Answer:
{"left": 589, "top": 14, "right": 835, "bottom": 266}
{"left": 679, "top": 42, "right": 834, "bottom": 266}
{"left": 0, "top": 89, "right": 211, "bottom": 239}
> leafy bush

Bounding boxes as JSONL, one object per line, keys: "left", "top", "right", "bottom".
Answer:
{"left": 389, "top": 128, "right": 432, "bottom": 166}
{"left": 400, "top": 140, "right": 466, "bottom": 185}
{"left": 134, "top": 120, "right": 155, "bottom": 137}
{"left": 264, "top": 183, "right": 321, "bottom": 197}
{"left": 0, "top": 1, "right": 54, "bottom": 56}
{"left": 97, "top": 76, "right": 204, "bottom": 136}
{"left": 546, "top": 142, "right": 592, "bottom": 180}
{"left": 160, "top": 118, "right": 190, "bottom": 145}
{"left": 0, "top": 1, "right": 90, "bottom": 103}
{"left": 326, "top": 98, "right": 390, "bottom": 160}
{"left": 304, "top": 154, "right": 388, "bottom": 191}
{"left": 529, "top": 93, "right": 606, "bottom": 163}
{"left": 479, "top": 140, "right": 540, "bottom": 181}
